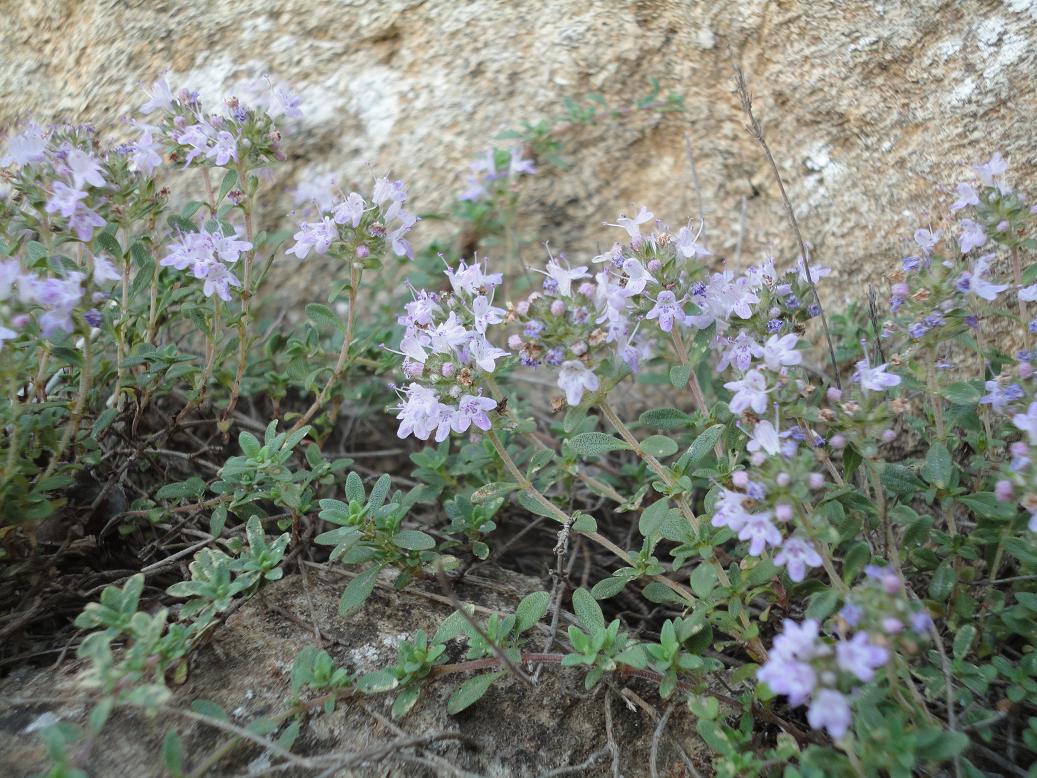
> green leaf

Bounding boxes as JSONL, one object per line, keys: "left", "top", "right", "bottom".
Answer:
{"left": 806, "top": 589, "right": 840, "bottom": 621}
{"left": 344, "top": 472, "right": 366, "bottom": 504}
{"left": 641, "top": 435, "right": 679, "bottom": 458}
{"left": 687, "top": 424, "right": 724, "bottom": 462}
{"left": 447, "top": 671, "right": 503, "bottom": 714}
{"left": 471, "top": 482, "right": 519, "bottom": 504}
{"left": 155, "top": 477, "right": 206, "bottom": 501}
{"left": 392, "top": 529, "right": 436, "bottom": 551}
{"left": 639, "top": 498, "right": 674, "bottom": 539}
{"left": 392, "top": 686, "right": 421, "bottom": 719}
{"left": 669, "top": 364, "right": 692, "bottom": 390}
{"left": 638, "top": 407, "right": 694, "bottom": 429}
{"left": 881, "top": 463, "right": 926, "bottom": 496}
{"left": 515, "top": 591, "right": 551, "bottom": 632}
{"left": 356, "top": 669, "right": 398, "bottom": 694}
{"left": 338, "top": 565, "right": 380, "bottom": 617}
{"left": 191, "top": 700, "right": 228, "bottom": 721}
{"left": 952, "top": 624, "right": 976, "bottom": 660}
{"left": 238, "top": 431, "right": 261, "bottom": 457}
{"left": 162, "top": 730, "right": 185, "bottom": 778}
{"left": 305, "top": 303, "right": 345, "bottom": 333}
{"left": 91, "top": 408, "right": 119, "bottom": 438}
{"left": 957, "top": 492, "right": 1017, "bottom": 521}
{"left": 921, "top": 443, "right": 953, "bottom": 489}
{"left": 928, "top": 560, "right": 957, "bottom": 602}
{"left": 566, "top": 432, "right": 631, "bottom": 458}
{"left": 571, "top": 587, "right": 605, "bottom": 631}
{"left": 690, "top": 562, "right": 717, "bottom": 599}
{"left": 590, "top": 576, "right": 627, "bottom": 599}
{"left": 217, "top": 169, "right": 239, "bottom": 203}
{"left": 940, "top": 382, "right": 982, "bottom": 405}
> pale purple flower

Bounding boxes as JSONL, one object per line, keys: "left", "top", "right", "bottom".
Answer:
{"left": 212, "top": 228, "right": 252, "bottom": 263}
{"left": 621, "top": 257, "right": 655, "bottom": 294}
{"left": 200, "top": 261, "right": 241, "bottom": 301}
{"left": 428, "top": 312, "right": 468, "bottom": 355}
{"left": 540, "top": 259, "right": 589, "bottom": 297}
{"left": 738, "top": 512, "right": 781, "bottom": 556}
{"left": 389, "top": 222, "right": 414, "bottom": 259}
{"left": 91, "top": 254, "right": 121, "bottom": 284}
{"left": 0, "top": 324, "right": 17, "bottom": 347}
{"left": 757, "top": 658, "right": 817, "bottom": 707}
{"left": 286, "top": 217, "right": 337, "bottom": 259}
{"left": 959, "top": 219, "right": 987, "bottom": 254}
{"left": 675, "top": 224, "right": 711, "bottom": 260}
{"left": 645, "top": 290, "right": 686, "bottom": 333}
{"left": 716, "top": 332, "right": 762, "bottom": 373}
{"left": 774, "top": 537, "right": 822, "bottom": 582}
{"left": 140, "top": 77, "right": 174, "bottom": 115}
{"left": 913, "top": 228, "right": 941, "bottom": 255}
{"left": 1019, "top": 283, "right": 1037, "bottom": 302}
{"left": 275, "top": 86, "right": 303, "bottom": 119}
{"left": 333, "top": 192, "right": 366, "bottom": 228}
{"left": 467, "top": 334, "right": 508, "bottom": 372}
{"left": 761, "top": 333, "right": 801, "bottom": 371}
{"left": 31, "top": 272, "right": 84, "bottom": 337}
{"left": 724, "top": 369, "right": 770, "bottom": 414}
{"left": 207, "top": 131, "right": 238, "bottom": 166}
{"left": 2, "top": 123, "right": 47, "bottom": 166}
{"left": 398, "top": 331, "right": 429, "bottom": 365}
{"left": 45, "top": 182, "right": 87, "bottom": 219}
{"left": 557, "top": 360, "right": 599, "bottom": 406}
{"left": 173, "top": 123, "right": 213, "bottom": 165}
{"left": 854, "top": 359, "right": 901, "bottom": 394}
{"left": 68, "top": 205, "right": 106, "bottom": 242}
{"left": 807, "top": 689, "right": 852, "bottom": 739}
{"left": 1012, "top": 401, "right": 1037, "bottom": 445}
{"left": 129, "top": 125, "right": 163, "bottom": 176}
{"left": 472, "top": 295, "right": 504, "bottom": 334}
{"left": 964, "top": 254, "right": 1009, "bottom": 301}
{"left": 452, "top": 394, "right": 497, "bottom": 433}
{"left": 66, "top": 148, "right": 106, "bottom": 189}
{"left": 950, "top": 182, "right": 979, "bottom": 212}
{"left": 747, "top": 420, "right": 781, "bottom": 457}
{"left": 974, "top": 152, "right": 1007, "bottom": 187}
{"left": 795, "top": 257, "right": 832, "bottom": 285}
{"left": 401, "top": 290, "right": 440, "bottom": 327}
{"left": 508, "top": 146, "right": 536, "bottom": 177}
{"left": 446, "top": 258, "right": 502, "bottom": 296}
{"left": 711, "top": 488, "right": 751, "bottom": 532}
{"left": 836, "top": 632, "right": 889, "bottom": 683}
{"left": 395, "top": 383, "right": 443, "bottom": 441}
{"left": 980, "top": 380, "right": 1024, "bottom": 413}
{"left": 607, "top": 206, "right": 653, "bottom": 242}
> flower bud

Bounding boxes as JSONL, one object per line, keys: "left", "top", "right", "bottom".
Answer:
{"left": 891, "top": 282, "right": 909, "bottom": 297}
{"left": 830, "top": 434, "right": 847, "bottom": 449}
{"left": 550, "top": 299, "right": 566, "bottom": 317}
{"left": 776, "top": 472, "right": 791, "bottom": 487}
{"left": 355, "top": 244, "right": 370, "bottom": 259}
{"left": 647, "top": 258, "right": 662, "bottom": 273}
{"left": 826, "top": 387, "right": 842, "bottom": 403}
{"left": 577, "top": 282, "right": 595, "bottom": 297}
{"left": 516, "top": 300, "right": 530, "bottom": 316}
{"left": 1020, "top": 362, "right": 1034, "bottom": 379}
{"left": 441, "top": 362, "right": 456, "bottom": 378}
{"left": 881, "top": 429, "right": 897, "bottom": 443}
{"left": 808, "top": 472, "right": 825, "bottom": 490}
{"left": 571, "top": 341, "right": 587, "bottom": 356}
{"left": 775, "top": 503, "right": 793, "bottom": 522}
{"left": 507, "top": 334, "right": 523, "bottom": 350}
{"left": 731, "top": 471, "right": 749, "bottom": 488}
{"left": 995, "top": 479, "right": 1014, "bottom": 502}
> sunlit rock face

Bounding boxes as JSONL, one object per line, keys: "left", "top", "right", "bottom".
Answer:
{"left": 2, "top": 1, "right": 1035, "bottom": 302}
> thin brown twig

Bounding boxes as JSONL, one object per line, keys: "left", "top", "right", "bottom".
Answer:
{"left": 733, "top": 66, "right": 841, "bottom": 389}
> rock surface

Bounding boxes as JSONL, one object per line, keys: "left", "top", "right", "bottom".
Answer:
{"left": 0, "top": 567, "right": 713, "bottom": 776}
{"left": 2, "top": 1, "right": 1036, "bottom": 303}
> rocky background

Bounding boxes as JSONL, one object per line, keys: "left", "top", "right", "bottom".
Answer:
{"left": 2, "top": 0, "right": 1036, "bottom": 304}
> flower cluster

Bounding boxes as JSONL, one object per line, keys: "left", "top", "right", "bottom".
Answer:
{"left": 888, "top": 152, "right": 1036, "bottom": 344}
{"left": 458, "top": 145, "right": 537, "bottom": 202}
{"left": 160, "top": 223, "right": 251, "bottom": 301}
{"left": 391, "top": 257, "right": 509, "bottom": 442}
{"left": 757, "top": 617, "right": 890, "bottom": 739}
{"left": 288, "top": 176, "right": 418, "bottom": 262}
